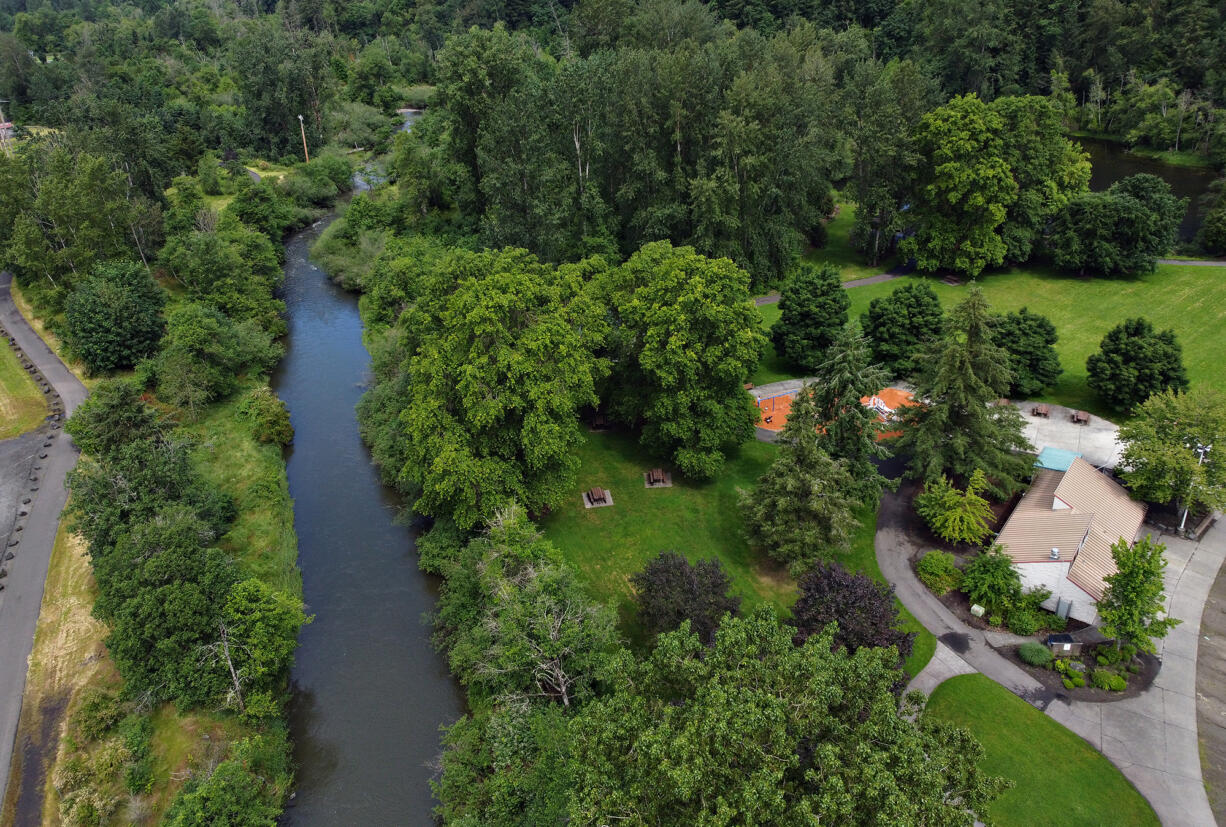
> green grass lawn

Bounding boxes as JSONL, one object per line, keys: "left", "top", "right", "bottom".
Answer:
{"left": 803, "top": 202, "right": 897, "bottom": 281}
{"left": 541, "top": 429, "right": 935, "bottom": 674}
{"left": 926, "top": 674, "right": 1158, "bottom": 826}
{"left": 0, "top": 339, "right": 46, "bottom": 439}
{"left": 755, "top": 262, "right": 1226, "bottom": 419}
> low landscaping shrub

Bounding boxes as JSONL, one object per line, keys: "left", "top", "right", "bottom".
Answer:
{"left": 1044, "top": 614, "right": 1067, "bottom": 632}
{"left": 1019, "top": 642, "right": 1053, "bottom": 667}
{"left": 1071, "top": 673, "right": 1086, "bottom": 688}
{"left": 988, "top": 614, "right": 1002, "bottom": 627}
{"left": 1091, "top": 669, "right": 1114, "bottom": 690}
{"left": 916, "top": 550, "right": 961, "bottom": 594}
{"left": 1127, "top": 663, "right": 1141, "bottom": 674}
{"left": 1007, "top": 610, "right": 1039, "bottom": 636}
{"left": 1063, "top": 677, "right": 1075, "bottom": 690}
{"left": 1108, "top": 674, "right": 1127, "bottom": 691}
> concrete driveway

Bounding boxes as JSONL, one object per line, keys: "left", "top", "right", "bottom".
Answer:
{"left": 0, "top": 272, "right": 87, "bottom": 807}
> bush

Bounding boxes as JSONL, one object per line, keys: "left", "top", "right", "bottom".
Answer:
{"left": 1062, "top": 677, "right": 1075, "bottom": 690}
{"left": 1007, "top": 610, "right": 1039, "bottom": 636}
{"left": 1044, "top": 613, "right": 1067, "bottom": 632}
{"left": 1091, "top": 669, "right": 1114, "bottom": 690}
{"left": 1108, "top": 674, "right": 1127, "bottom": 691}
{"left": 916, "top": 550, "right": 961, "bottom": 594}
{"left": 988, "top": 614, "right": 1002, "bottom": 627}
{"left": 1096, "top": 645, "right": 1122, "bottom": 666}
{"left": 64, "top": 261, "right": 166, "bottom": 375}
{"left": 72, "top": 689, "right": 123, "bottom": 741}
{"left": 1070, "top": 673, "right": 1086, "bottom": 687}
{"left": 239, "top": 386, "right": 294, "bottom": 446}
{"left": 1127, "top": 663, "right": 1141, "bottom": 674}
{"left": 1019, "top": 641, "right": 1052, "bottom": 667}
{"left": 960, "top": 545, "right": 1023, "bottom": 613}
{"left": 913, "top": 472, "right": 994, "bottom": 546}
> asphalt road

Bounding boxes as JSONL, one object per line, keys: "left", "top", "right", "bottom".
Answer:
{"left": 0, "top": 272, "right": 87, "bottom": 808}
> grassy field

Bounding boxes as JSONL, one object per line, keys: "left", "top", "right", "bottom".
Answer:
{"left": 755, "top": 262, "right": 1226, "bottom": 419}
{"left": 926, "top": 674, "right": 1158, "bottom": 826}
{"left": 541, "top": 429, "right": 935, "bottom": 675}
{"left": 803, "top": 202, "right": 897, "bottom": 281}
{"left": 0, "top": 340, "right": 45, "bottom": 439}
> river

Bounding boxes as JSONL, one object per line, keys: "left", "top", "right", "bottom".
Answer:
{"left": 274, "top": 211, "right": 463, "bottom": 824}
{"left": 1080, "top": 137, "right": 1219, "bottom": 240}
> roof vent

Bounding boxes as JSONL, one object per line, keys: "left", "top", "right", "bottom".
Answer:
{"left": 1050, "top": 547, "right": 1060, "bottom": 560}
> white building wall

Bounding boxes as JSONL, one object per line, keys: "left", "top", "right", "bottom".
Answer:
{"left": 1014, "top": 560, "right": 1100, "bottom": 624}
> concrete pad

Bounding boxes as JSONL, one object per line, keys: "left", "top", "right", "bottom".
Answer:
{"left": 1013, "top": 400, "right": 1122, "bottom": 469}
{"left": 907, "top": 641, "right": 975, "bottom": 697}
{"left": 582, "top": 490, "right": 615, "bottom": 509}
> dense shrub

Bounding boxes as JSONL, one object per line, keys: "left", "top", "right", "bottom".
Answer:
{"left": 1006, "top": 610, "right": 1039, "bottom": 636}
{"left": 916, "top": 550, "right": 961, "bottom": 594}
{"left": 959, "top": 545, "right": 1023, "bottom": 613}
{"left": 1091, "top": 669, "right": 1115, "bottom": 690}
{"left": 1045, "top": 614, "right": 1067, "bottom": 632}
{"left": 64, "top": 261, "right": 166, "bottom": 375}
{"left": 1018, "top": 642, "right": 1052, "bottom": 667}
{"left": 632, "top": 551, "right": 740, "bottom": 645}
{"left": 239, "top": 386, "right": 294, "bottom": 446}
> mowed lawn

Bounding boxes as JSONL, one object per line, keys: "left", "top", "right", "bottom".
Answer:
{"left": 542, "top": 429, "right": 935, "bottom": 675}
{"left": 755, "top": 263, "right": 1226, "bottom": 419}
{"left": 0, "top": 339, "right": 46, "bottom": 439}
{"left": 803, "top": 202, "right": 897, "bottom": 280}
{"left": 926, "top": 674, "right": 1158, "bottom": 826}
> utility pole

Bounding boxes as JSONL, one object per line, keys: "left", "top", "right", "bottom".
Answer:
{"left": 297, "top": 114, "right": 310, "bottom": 163}
{"left": 0, "top": 100, "right": 12, "bottom": 158}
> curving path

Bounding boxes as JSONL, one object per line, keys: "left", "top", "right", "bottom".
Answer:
{"left": 0, "top": 272, "right": 87, "bottom": 807}
{"left": 877, "top": 486, "right": 1225, "bottom": 826}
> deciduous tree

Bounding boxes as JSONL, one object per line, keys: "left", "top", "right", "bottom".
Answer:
{"left": 1098, "top": 536, "right": 1181, "bottom": 654}
{"left": 1119, "top": 387, "right": 1226, "bottom": 511}
{"left": 860, "top": 281, "right": 944, "bottom": 378}
{"left": 630, "top": 551, "right": 740, "bottom": 644}
{"left": 791, "top": 561, "right": 914, "bottom": 667}
{"left": 990, "top": 307, "right": 1061, "bottom": 397}
{"left": 64, "top": 261, "right": 165, "bottom": 375}
{"left": 770, "top": 263, "right": 849, "bottom": 370}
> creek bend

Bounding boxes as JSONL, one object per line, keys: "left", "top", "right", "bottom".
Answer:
{"left": 274, "top": 214, "right": 462, "bottom": 825}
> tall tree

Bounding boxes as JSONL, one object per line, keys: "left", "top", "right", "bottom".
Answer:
{"left": 791, "top": 560, "right": 915, "bottom": 667}
{"left": 1087, "top": 317, "right": 1189, "bottom": 412}
{"left": 770, "top": 263, "right": 849, "bottom": 370}
{"left": 990, "top": 307, "right": 1062, "bottom": 397}
{"left": 602, "top": 241, "right": 764, "bottom": 479}
{"left": 1098, "top": 536, "right": 1181, "bottom": 654}
{"left": 64, "top": 260, "right": 165, "bottom": 375}
{"left": 631, "top": 551, "right": 740, "bottom": 645}
{"left": 896, "top": 286, "right": 1031, "bottom": 498}
{"left": 740, "top": 383, "right": 860, "bottom": 571}
{"left": 901, "top": 94, "right": 1018, "bottom": 276}
{"left": 397, "top": 249, "right": 609, "bottom": 529}
{"left": 811, "top": 325, "right": 893, "bottom": 505}
{"left": 860, "top": 281, "right": 944, "bottom": 378}
{"left": 569, "top": 609, "right": 1007, "bottom": 825}
{"left": 1119, "top": 387, "right": 1226, "bottom": 512}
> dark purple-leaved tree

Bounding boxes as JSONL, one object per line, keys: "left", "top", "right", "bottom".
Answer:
{"left": 631, "top": 551, "right": 741, "bottom": 645}
{"left": 791, "top": 561, "right": 914, "bottom": 666}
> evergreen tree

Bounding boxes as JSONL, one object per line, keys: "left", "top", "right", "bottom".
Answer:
{"left": 739, "top": 384, "right": 860, "bottom": 572}
{"left": 860, "top": 281, "right": 944, "bottom": 377}
{"left": 1087, "top": 317, "right": 1189, "bottom": 412}
{"left": 811, "top": 326, "right": 894, "bottom": 506}
{"left": 896, "top": 285, "right": 1031, "bottom": 498}
{"left": 990, "top": 307, "right": 1062, "bottom": 397}
{"left": 770, "top": 263, "right": 850, "bottom": 370}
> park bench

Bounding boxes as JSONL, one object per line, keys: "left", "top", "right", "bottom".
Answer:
{"left": 1031, "top": 404, "right": 1050, "bottom": 417}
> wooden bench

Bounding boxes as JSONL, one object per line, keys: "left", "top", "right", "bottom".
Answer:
{"left": 1031, "top": 404, "right": 1050, "bottom": 417}
{"left": 587, "top": 487, "right": 608, "bottom": 505}
{"left": 1072, "top": 410, "right": 1090, "bottom": 424}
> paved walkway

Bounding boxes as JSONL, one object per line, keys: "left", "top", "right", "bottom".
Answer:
{"left": 878, "top": 487, "right": 1226, "bottom": 826}
{"left": 1158, "top": 258, "right": 1226, "bottom": 267}
{"left": 0, "top": 272, "right": 87, "bottom": 808}
{"left": 754, "top": 265, "right": 911, "bottom": 306}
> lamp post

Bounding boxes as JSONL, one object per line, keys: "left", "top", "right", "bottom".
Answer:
{"left": 1179, "top": 443, "right": 1211, "bottom": 534}
{"left": 297, "top": 114, "right": 310, "bottom": 163}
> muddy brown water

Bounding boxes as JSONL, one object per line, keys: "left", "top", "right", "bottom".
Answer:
{"left": 274, "top": 215, "right": 462, "bottom": 825}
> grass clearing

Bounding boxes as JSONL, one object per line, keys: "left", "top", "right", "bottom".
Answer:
{"left": 179, "top": 379, "right": 301, "bottom": 597}
{"left": 9, "top": 280, "right": 91, "bottom": 386}
{"left": 0, "top": 340, "right": 46, "bottom": 438}
{"left": 803, "top": 202, "right": 897, "bottom": 281}
{"left": 756, "top": 262, "right": 1226, "bottom": 419}
{"left": 926, "top": 674, "right": 1158, "bottom": 826}
{"left": 541, "top": 430, "right": 934, "bottom": 675}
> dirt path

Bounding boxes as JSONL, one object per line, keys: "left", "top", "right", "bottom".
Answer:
{"left": 0, "top": 272, "right": 87, "bottom": 809}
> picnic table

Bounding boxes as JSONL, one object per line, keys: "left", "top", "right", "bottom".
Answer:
{"left": 647, "top": 468, "right": 666, "bottom": 486}
{"left": 1031, "top": 404, "right": 1050, "bottom": 417}
{"left": 1072, "top": 410, "right": 1090, "bottom": 424}
{"left": 587, "top": 486, "right": 608, "bottom": 505}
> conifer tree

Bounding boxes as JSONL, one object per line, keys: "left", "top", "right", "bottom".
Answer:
{"left": 896, "top": 285, "right": 1031, "bottom": 499}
